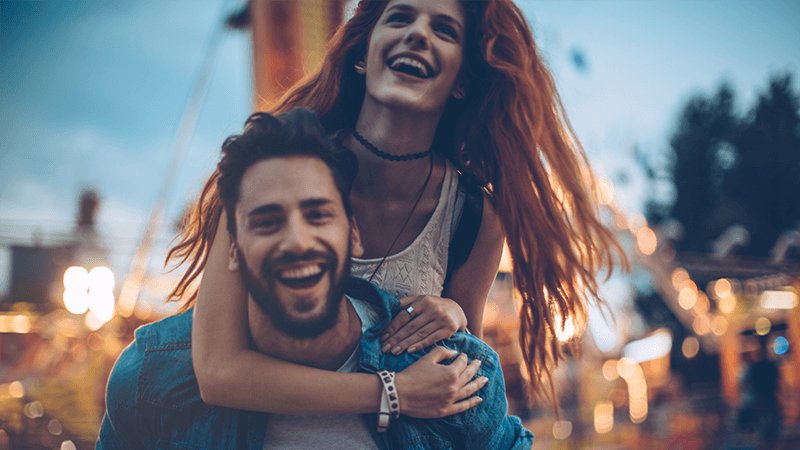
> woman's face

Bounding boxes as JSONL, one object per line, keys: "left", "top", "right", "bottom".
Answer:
{"left": 362, "top": 0, "right": 466, "bottom": 115}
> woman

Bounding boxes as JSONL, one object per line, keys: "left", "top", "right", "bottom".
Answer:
{"left": 167, "top": 0, "right": 622, "bottom": 417}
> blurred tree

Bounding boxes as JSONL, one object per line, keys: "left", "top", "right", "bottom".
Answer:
{"left": 724, "top": 75, "right": 800, "bottom": 255}
{"left": 659, "top": 74, "right": 800, "bottom": 257}
{"left": 668, "top": 84, "right": 737, "bottom": 252}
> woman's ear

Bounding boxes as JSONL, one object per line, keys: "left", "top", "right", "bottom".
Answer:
{"left": 354, "top": 60, "right": 366, "bottom": 75}
{"left": 350, "top": 217, "right": 364, "bottom": 258}
{"left": 452, "top": 75, "right": 469, "bottom": 99}
{"left": 452, "top": 84, "right": 467, "bottom": 100}
{"left": 228, "top": 240, "right": 240, "bottom": 272}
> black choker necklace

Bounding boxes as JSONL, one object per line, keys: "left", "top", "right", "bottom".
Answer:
{"left": 353, "top": 130, "right": 432, "bottom": 162}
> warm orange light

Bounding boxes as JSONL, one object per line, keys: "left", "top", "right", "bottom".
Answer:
{"left": 9, "top": 381, "right": 24, "bottom": 398}
{"left": 671, "top": 268, "right": 690, "bottom": 290}
{"left": 678, "top": 287, "right": 697, "bottom": 310}
{"left": 602, "top": 360, "right": 619, "bottom": 381}
{"left": 695, "top": 292, "right": 710, "bottom": 313}
{"left": 552, "top": 420, "right": 573, "bottom": 440}
{"left": 636, "top": 226, "right": 657, "bottom": 255}
{"left": 713, "top": 279, "right": 733, "bottom": 299}
{"left": 711, "top": 316, "right": 728, "bottom": 336}
{"left": 682, "top": 337, "right": 700, "bottom": 358}
{"left": 553, "top": 311, "right": 577, "bottom": 343}
{"left": 693, "top": 315, "right": 711, "bottom": 335}
{"left": 755, "top": 317, "right": 771, "bottom": 336}
{"left": 718, "top": 295, "right": 737, "bottom": 315}
{"left": 596, "top": 177, "right": 615, "bottom": 206}
{"left": 594, "top": 400, "right": 614, "bottom": 434}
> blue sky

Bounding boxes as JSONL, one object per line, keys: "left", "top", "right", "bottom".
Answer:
{"left": 1, "top": 0, "right": 799, "bottom": 299}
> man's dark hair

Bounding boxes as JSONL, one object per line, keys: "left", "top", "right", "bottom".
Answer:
{"left": 217, "top": 108, "right": 358, "bottom": 237}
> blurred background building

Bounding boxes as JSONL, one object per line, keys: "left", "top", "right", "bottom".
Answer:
{"left": 1, "top": 1, "right": 798, "bottom": 448}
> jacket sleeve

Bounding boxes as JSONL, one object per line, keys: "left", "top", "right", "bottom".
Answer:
{"left": 384, "top": 334, "right": 534, "bottom": 449}
{"left": 459, "top": 337, "right": 534, "bottom": 450}
{"left": 96, "top": 331, "right": 148, "bottom": 450}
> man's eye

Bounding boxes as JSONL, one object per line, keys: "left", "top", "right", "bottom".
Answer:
{"left": 254, "top": 218, "right": 281, "bottom": 230}
{"left": 307, "top": 210, "right": 333, "bottom": 223}
{"left": 386, "top": 12, "right": 412, "bottom": 24}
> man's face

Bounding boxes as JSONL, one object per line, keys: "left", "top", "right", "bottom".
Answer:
{"left": 229, "top": 156, "right": 360, "bottom": 339}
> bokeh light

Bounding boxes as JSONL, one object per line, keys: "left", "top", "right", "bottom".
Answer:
{"left": 552, "top": 420, "right": 573, "bottom": 440}
{"left": 636, "top": 226, "right": 658, "bottom": 255}
{"left": 682, "top": 337, "right": 700, "bottom": 359}
{"left": 755, "top": 317, "right": 771, "bottom": 336}
{"left": 773, "top": 336, "right": 789, "bottom": 355}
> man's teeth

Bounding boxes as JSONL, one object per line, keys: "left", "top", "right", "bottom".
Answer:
{"left": 391, "top": 57, "right": 429, "bottom": 77}
{"left": 279, "top": 264, "right": 322, "bottom": 280}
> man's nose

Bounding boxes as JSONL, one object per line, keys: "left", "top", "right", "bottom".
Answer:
{"left": 279, "top": 217, "right": 315, "bottom": 253}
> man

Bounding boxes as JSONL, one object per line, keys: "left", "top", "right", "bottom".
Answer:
{"left": 97, "top": 109, "right": 533, "bottom": 449}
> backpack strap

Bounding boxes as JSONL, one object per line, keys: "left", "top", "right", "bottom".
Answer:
{"left": 446, "top": 172, "right": 484, "bottom": 282}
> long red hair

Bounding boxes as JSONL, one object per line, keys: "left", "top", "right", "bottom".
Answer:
{"left": 166, "top": 0, "right": 625, "bottom": 399}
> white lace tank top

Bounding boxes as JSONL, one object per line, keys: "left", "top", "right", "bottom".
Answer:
{"left": 351, "top": 163, "right": 458, "bottom": 299}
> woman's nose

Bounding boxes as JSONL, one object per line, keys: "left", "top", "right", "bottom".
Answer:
{"left": 404, "top": 20, "right": 430, "bottom": 50}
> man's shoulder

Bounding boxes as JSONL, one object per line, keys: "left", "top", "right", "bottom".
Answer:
{"left": 106, "top": 309, "right": 200, "bottom": 412}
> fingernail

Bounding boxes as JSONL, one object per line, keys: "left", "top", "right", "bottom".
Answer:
{"left": 476, "top": 360, "right": 482, "bottom": 366}
{"left": 382, "top": 343, "right": 391, "bottom": 352}
{"left": 408, "top": 346, "right": 417, "bottom": 353}
{"left": 391, "top": 346, "right": 401, "bottom": 355}
{"left": 480, "top": 376, "right": 489, "bottom": 384}
{"left": 477, "top": 397, "right": 483, "bottom": 403}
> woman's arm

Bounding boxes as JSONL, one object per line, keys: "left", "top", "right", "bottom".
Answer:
{"left": 381, "top": 197, "right": 504, "bottom": 351}
{"left": 193, "top": 215, "right": 484, "bottom": 415}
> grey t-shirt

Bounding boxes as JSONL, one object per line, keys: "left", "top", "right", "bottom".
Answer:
{"left": 262, "top": 296, "right": 380, "bottom": 449}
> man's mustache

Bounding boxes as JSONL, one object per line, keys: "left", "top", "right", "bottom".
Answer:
{"left": 263, "top": 249, "right": 335, "bottom": 273}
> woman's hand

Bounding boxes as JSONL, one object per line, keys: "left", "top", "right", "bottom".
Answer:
{"left": 381, "top": 295, "right": 468, "bottom": 355}
{"left": 394, "top": 346, "right": 487, "bottom": 418}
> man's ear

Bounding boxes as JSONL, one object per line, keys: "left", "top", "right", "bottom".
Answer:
{"left": 350, "top": 217, "right": 364, "bottom": 258}
{"left": 228, "top": 240, "right": 240, "bottom": 272}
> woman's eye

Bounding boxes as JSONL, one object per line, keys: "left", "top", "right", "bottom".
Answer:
{"left": 435, "top": 24, "right": 458, "bottom": 40}
{"left": 386, "top": 12, "right": 412, "bottom": 24}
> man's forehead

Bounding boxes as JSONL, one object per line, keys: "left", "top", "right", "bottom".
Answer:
{"left": 237, "top": 156, "right": 341, "bottom": 210}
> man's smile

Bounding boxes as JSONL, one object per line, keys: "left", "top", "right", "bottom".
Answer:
{"left": 275, "top": 262, "right": 327, "bottom": 289}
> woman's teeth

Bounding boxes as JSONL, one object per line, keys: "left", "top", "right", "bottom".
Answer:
{"left": 390, "top": 57, "right": 430, "bottom": 78}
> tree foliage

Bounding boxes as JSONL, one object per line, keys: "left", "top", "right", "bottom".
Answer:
{"left": 661, "top": 74, "right": 800, "bottom": 257}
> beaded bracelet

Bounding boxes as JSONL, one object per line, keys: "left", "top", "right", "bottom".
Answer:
{"left": 376, "top": 370, "right": 400, "bottom": 432}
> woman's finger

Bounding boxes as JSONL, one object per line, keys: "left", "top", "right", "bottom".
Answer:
{"left": 407, "top": 329, "right": 454, "bottom": 353}
{"left": 381, "top": 306, "right": 415, "bottom": 342}
{"left": 442, "top": 396, "right": 483, "bottom": 416}
{"left": 448, "top": 351, "right": 469, "bottom": 372}
{"left": 391, "top": 321, "right": 441, "bottom": 355}
{"left": 457, "top": 375, "right": 489, "bottom": 402}
{"left": 458, "top": 356, "right": 483, "bottom": 384}
{"left": 398, "top": 295, "right": 418, "bottom": 308}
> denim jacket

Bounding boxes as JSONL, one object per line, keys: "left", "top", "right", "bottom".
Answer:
{"left": 97, "top": 277, "right": 533, "bottom": 449}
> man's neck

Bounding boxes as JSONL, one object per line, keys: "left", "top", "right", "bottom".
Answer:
{"left": 247, "top": 297, "right": 362, "bottom": 371}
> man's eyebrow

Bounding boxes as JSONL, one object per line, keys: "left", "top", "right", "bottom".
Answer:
{"left": 247, "top": 204, "right": 282, "bottom": 217}
{"left": 300, "top": 198, "right": 335, "bottom": 209}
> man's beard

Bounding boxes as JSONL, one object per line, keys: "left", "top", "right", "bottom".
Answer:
{"left": 237, "top": 241, "right": 351, "bottom": 340}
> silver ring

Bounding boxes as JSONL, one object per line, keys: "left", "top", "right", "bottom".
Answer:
{"left": 406, "top": 306, "right": 415, "bottom": 317}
